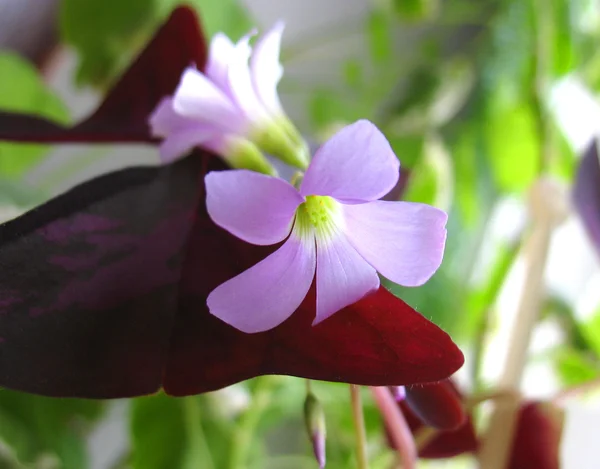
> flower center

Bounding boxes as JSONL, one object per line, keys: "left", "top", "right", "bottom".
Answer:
{"left": 295, "top": 195, "right": 341, "bottom": 239}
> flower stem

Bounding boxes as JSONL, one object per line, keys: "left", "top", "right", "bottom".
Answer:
{"left": 478, "top": 179, "right": 567, "bottom": 468}
{"left": 349, "top": 385, "right": 370, "bottom": 469}
{"left": 554, "top": 376, "right": 600, "bottom": 404}
{"left": 227, "top": 377, "right": 274, "bottom": 469}
{"left": 370, "top": 387, "right": 416, "bottom": 469}
{"left": 471, "top": 240, "right": 521, "bottom": 391}
{"left": 183, "top": 396, "right": 215, "bottom": 469}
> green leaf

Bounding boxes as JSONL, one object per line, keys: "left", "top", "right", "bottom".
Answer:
{"left": 481, "top": 0, "right": 535, "bottom": 101}
{"left": 387, "top": 67, "right": 440, "bottom": 121}
{"left": 464, "top": 240, "right": 520, "bottom": 339}
{"left": 392, "top": 0, "right": 439, "bottom": 22}
{"left": 0, "top": 391, "right": 104, "bottom": 469}
{"left": 366, "top": 9, "right": 392, "bottom": 63}
{"left": 550, "top": 0, "right": 578, "bottom": 76}
{"left": 402, "top": 155, "right": 438, "bottom": 205}
{"left": 582, "top": 310, "right": 600, "bottom": 358}
{"left": 0, "top": 53, "right": 69, "bottom": 178}
{"left": 555, "top": 348, "right": 600, "bottom": 387}
{"left": 386, "top": 268, "right": 465, "bottom": 336}
{"left": 60, "top": 0, "right": 157, "bottom": 86}
{"left": 130, "top": 393, "right": 186, "bottom": 469}
{"left": 308, "top": 89, "right": 371, "bottom": 131}
{"left": 451, "top": 125, "right": 479, "bottom": 225}
{"left": 182, "top": 0, "right": 253, "bottom": 41}
{"left": 387, "top": 134, "right": 424, "bottom": 169}
{"left": 342, "top": 59, "right": 363, "bottom": 89}
{"left": 60, "top": 0, "right": 252, "bottom": 87}
{"left": 484, "top": 95, "right": 539, "bottom": 192}
{"left": 402, "top": 136, "right": 453, "bottom": 208}
{"left": 0, "top": 178, "right": 47, "bottom": 209}
{"left": 548, "top": 126, "right": 577, "bottom": 181}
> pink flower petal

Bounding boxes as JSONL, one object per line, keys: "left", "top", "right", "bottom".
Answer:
{"left": 251, "top": 21, "right": 285, "bottom": 118}
{"left": 172, "top": 68, "right": 243, "bottom": 133}
{"left": 158, "top": 126, "right": 217, "bottom": 163}
{"left": 228, "top": 33, "right": 271, "bottom": 125}
{"left": 207, "top": 228, "right": 316, "bottom": 333}
{"left": 149, "top": 97, "right": 220, "bottom": 162}
{"left": 314, "top": 231, "right": 380, "bottom": 324}
{"left": 300, "top": 120, "right": 400, "bottom": 203}
{"left": 148, "top": 97, "right": 190, "bottom": 137}
{"left": 206, "top": 33, "right": 236, "bottom": 92}
{"left": 343, "top": 201, "right": 447, "bottom": 287}
{"left": 205, "top": 170, "right": 304, "bottom": 245}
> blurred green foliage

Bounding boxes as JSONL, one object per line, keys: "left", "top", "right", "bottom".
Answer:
{"left": 0, "top": 391, "right": 103, "bottom": 469}
{"left": 60, "top": 0, "right": 252, "bottom": 87}
{"left": 0, "top": 54, "right": 69, "bottom": 178}
{"left": 2, "top": 0, "right": 600, "bottom": 467}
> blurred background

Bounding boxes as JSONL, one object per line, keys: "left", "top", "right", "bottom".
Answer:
{"left": 2, "top": 0, "right": 600, "bottom": 468}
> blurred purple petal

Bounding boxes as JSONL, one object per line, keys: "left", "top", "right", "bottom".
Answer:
{"left": 312, "top": 431, "right": 326, "bottom": 468}
{"left": 300, "top": 120, "right": 399, "bottom": 203}
{"left": 207, "top": 228, "right": 316, "bottom": 333}
{"left": 314, "top": 232, "right": 379, "bottom": 324}
{"left": 149, "top": 97, "right": 219, "bottom": 163}
{"left": 205, "top": 33, "right": 236, "bottom": 92}
{"left": 574, "top": 141, "right": 600, "bottom": 254}
{"left": 206, "top": 170, "right": 303, "bottom": 245}
{"left": 172, "top": 68, "right": 242, "bottom": 132}
{"left": 343, "top": 201, "right": 447, "bottom": 287}
{"left": 158, "top": 127, "right": 217, "bottom": 163}
{"left": 391, "top": 386, "right": 406, "bottom": 401}
{"left": 227, "top": 33, "right": 270, "bottom": 124}
{"left": 251, "top": 21, "right": 285, "bottom": 117}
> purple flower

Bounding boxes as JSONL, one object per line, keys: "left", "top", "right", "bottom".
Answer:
{"left": 149, "top": 22, "right": 309, "bottom": 173}
{"left": 205, "top": 120, "right": 448, "bottom": 333}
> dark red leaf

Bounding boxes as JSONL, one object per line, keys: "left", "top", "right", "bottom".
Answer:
{"left": 166, "top": 282, "right": 463, "bottom": 396}
{"left": 394, "top": 380, "right": 478, "bottom": 459}
{"left": 508, "top": 401, "right": 564, "bottom": 469}
{"left": 0, "top": 155, "right": 463, "bottom": 398}
{"left": 0, "top": 157, "right": 203, "bottom": 398}
{"left": 404, "top": 380, "right": 466, "bottom": 430}
{"left": 574, "top": 141, "right": 600, "bottom": 256}
{"left": 0, "top": 6, "right": 206, "bottom": 143}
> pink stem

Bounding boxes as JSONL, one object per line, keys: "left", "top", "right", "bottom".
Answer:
{"left": 370, "top": 386, "right": 417, "bottom": 469}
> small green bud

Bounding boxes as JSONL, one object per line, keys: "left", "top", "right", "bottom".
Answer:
{"left": 254, "top": 122, "right": 310, "bottom": 170}
{"left": 226, "top": 137, "right": 277, "bottom": 176}
{"left": 304, "top": 392, "right": 326, "bottom": 468}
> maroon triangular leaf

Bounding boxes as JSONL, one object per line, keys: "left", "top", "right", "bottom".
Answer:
{"left": 0, "top": 156, "right": 463, "bottom": 398}
{"left": 162, "top": 159, "right": 464, "bottom": 396}
{"left": 0, "top": 157, "right": 203, "bottom": 398}
{"left": 393, "top": 380, "right": 478, "bottom": 459}
{"left": 0, "top": 6, "right": 206, "bottom": 144}
{"left": 574, "top": 141, "right": 600, "bottom": 256}
{"left": 404, "top": 380, "right": 466, "bottom": 430}
{"left": 508, "top": 401, "right": 564, "bottom": 469}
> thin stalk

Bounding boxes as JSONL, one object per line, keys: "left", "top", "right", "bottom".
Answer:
{"left": 478, "top": 180, "right": 567, "bottom": 468}
{"left": 370, "top": 387, "right": 416, "bottom": 469}
{"left": 183, "top": 397, "right": 215, "bottom": 469}
{"left": 478, "top": 0, "right": 561, "bottom": 465}
{"left": 471, "top": 240, "right": 521, "bottom": 391}
{"left": 531, "top": 0, "right": 554, "bottom": 175}
{"left": 554, "top": 376, "right": 600, "bottom": 404}
{"left": 349, "top": 385, "right": 370, "bottom": 469}
{"left": 227, "top": 377, "right": 274, "bottom": 469}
